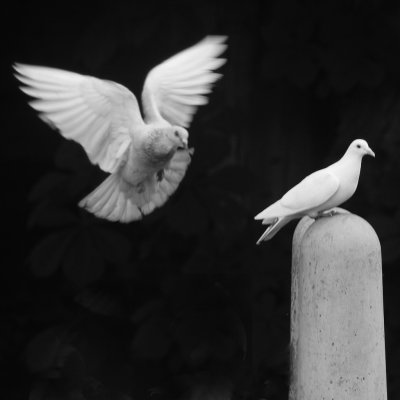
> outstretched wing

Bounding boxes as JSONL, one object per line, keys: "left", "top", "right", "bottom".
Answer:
{"left": 14, "top": 63, "right": 145, "bottom": 173}
{"left": 255, "top": 170, "right": 340, "bottom": 221}
{"left": 141, "top": 36, "right": 227, "bottom": 127}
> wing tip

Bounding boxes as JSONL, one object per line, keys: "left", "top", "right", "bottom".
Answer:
{"left": 12, "top": 63, "right": 24, "bottom": 81}
{"left": 12, "top": 62, "right": 30, "bottom": 75}
{"left": 202, "top": 35, "right": 228, "bottom": 57}
{"left": 204, "top": 35, "right": 228, "bottom": 44}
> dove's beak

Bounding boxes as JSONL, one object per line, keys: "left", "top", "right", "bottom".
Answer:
{"left": 178, "top": 128, "right": 189, "bottom": 149}
{"left": 181, "top": 137, "right": 188, "bottom": 149}
{"left": 367, "top": 147, "right": 375, "bottom": 158}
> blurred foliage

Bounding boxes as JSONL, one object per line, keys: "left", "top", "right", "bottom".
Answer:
{"left": 3, "top": 0, "right": 400, "bottom": 399}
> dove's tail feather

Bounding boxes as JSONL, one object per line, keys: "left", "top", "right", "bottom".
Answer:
{"left": 256, "top": 216, "right": 292, "bottom": 244}
{"left": 79, "top": 173, "right": 144, "bottom": 223}
{"left": 79, "top": 148, "right": 193, "bottom": 223}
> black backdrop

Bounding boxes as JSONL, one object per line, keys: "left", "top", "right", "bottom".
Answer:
{"left": 3, "top": 0, "right": 400, "bottom": 399}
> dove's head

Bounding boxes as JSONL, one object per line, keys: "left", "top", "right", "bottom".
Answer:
{"left": 348, "top": 139, "right": 375, "bottom": 158}
{"left": 169, "top": 126, "right": 189, "bottom": 149}
{"left": 145, "top": 126, "right": 189, "bottom": 163}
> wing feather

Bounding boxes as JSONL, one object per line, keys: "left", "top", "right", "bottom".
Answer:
{"left": 14, "top": 63, "right": 145, "bottom": 173}
{"left": 141, "top": 36, "right": 227, "bottom": 127}
{"left": 255, "top": 170, "right": 340, "bottom": 220}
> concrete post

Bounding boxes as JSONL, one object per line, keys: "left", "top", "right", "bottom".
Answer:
{"left": 289, "top": 211, "right": 387, "bottom": 400}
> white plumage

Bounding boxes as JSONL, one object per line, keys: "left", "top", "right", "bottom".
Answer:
{"left": 14, "top": 36, "right": 227, "bottom": 222}
{"left": 254, "top": 139, "right": 375, "bottom": 244}
{"left": 142, "top": 36, "right": 227, "bottom": 127}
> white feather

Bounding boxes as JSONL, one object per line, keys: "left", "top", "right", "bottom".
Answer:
{"left": 142, "top": 36, "right": 227, "bottom": 127}
{"left": 14, "top": 63, "right": 144, "bottom": 173}
{"left": 78, "top": 148, "right": 192, "bottom": 223}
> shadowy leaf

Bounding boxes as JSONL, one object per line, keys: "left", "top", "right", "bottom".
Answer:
{"left": 54, "top": 141, "right": 90, "bottom": 172}
{"left": 131, "top": 316, "right": 171, "bottom": 360}
{"left": 75, "top": 289, "right": 123, "bottom": 317}
{"left": 29, "top": 173, "right": 72, "bottom": 203}
{"left": 28, "top": 203, "right": 79, "bottom": 229}
{"left": 30, "top": 230, "right": 74, "bottom": 277}
{"left": 82, "top": 377, "right": 105, "bottom": 400}
{"left": 62, "top": 230, "right": 106, "bottom": 286}
{"left": 26, "top": 326, "right": 67, "bottom": 373}
{"left": 91, "top": 228, "right": 132, "bottom": 265}
{"left": 29, "top": 381, "right": 54, "bottom": 400}
{"left": 58, "top": 346, "right": 86, "bottom": 390}
{"left": 131, "top": 299, "right": 164, "bottom": 324}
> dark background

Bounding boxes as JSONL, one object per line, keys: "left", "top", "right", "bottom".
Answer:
{"left": 2, "top": 0, "right": 400, "bottom": 399}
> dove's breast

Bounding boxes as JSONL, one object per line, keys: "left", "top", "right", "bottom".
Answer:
{"left": 317, "top": 157, "right": 362, "bottom": 211}
{"left": 120, "top": 131, "right": 176, "bottom": 186}
{"left": 143, "top": 131, "right": 176, "bottom": 165}
{"left": 121, "top": 155, "right": 152, "bottom": 186}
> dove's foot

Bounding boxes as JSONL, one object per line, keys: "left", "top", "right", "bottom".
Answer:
{"left": 316, "top": 208, "right": 341, "bottom": 219}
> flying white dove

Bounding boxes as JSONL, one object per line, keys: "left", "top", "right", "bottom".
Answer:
{"left": 254, "top": 139, "right": 375, "bottom": 244}
{"left": 14, "top": 36, "right": 227, "bottom": 222}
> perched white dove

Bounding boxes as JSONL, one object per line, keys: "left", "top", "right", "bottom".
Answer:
{"left": 254, "top": 139, "right": 375, "bottom": 244}
{"left": 14, "top": 36, "right": 227, "bottom": 222}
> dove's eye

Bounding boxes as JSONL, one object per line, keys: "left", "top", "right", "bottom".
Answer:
{"left": 174, "top": 131, "right": 180, "bottom": 137}
{"left": 356, "top": 144, "right": 361, "bottom": 149}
